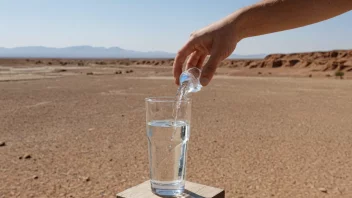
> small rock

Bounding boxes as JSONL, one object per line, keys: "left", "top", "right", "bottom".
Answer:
{"left": 309, "top": 74, "right": 312, "bottom": 78}
{"left": 86, "top": 72, "right": 93, "bottom": 75}
{"left": 24, "top": 154, "right": 32, "bottom": 159}
{"left": 0, "top": 142, "right": 5, "bottom": 147}
{"left": 258, "top": 72, "right": 262, "bottom": 75}
{"left": 121, "top": 115, "right": 124, "bottom": 117}
{"left": 84, "top": 177, "right": 90, "bottom": 182}
{"left": 19, "top": 156, "right": 23, "bottom": 160}
{"left": 129, "top": 69, "right": 134, "bottom": 73}
{"left": 33, "top": 175, "right": 39, "bottom": 180}
{"left": 318, "top": 187, "right": 328, "bottom": 193}
{"left": 109, "top": 159, "right": 113, "bottom": 162}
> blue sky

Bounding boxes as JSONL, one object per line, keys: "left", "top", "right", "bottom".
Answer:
{"left": 1, "top": 0, "right": 351, "bottom": 55}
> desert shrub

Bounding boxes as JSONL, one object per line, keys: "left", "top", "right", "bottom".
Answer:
{"left": 335, "top": 71, "right": 344, "bottom": 79}
{"left": 331, "top": 51, "right": 338, "bottom": 58}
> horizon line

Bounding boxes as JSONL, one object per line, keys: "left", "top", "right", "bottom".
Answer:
{"left": 0, "top": 45, "right": 351, "bottom": 56}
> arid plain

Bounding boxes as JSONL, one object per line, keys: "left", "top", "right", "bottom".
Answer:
{"left": 1, "top": 50, "right": 352, "bottom": 197}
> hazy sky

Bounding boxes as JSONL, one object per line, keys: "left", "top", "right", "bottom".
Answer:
{"left": 1, "top": 0, "right": 352, "bottom": 55}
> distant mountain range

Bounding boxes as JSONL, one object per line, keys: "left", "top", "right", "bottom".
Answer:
{"left": 0, "top": 46, "right": 266, "bottom": 59}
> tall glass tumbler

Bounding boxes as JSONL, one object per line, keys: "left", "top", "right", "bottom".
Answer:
{"left": 145, "top": 97, "right": 191, "bottom": 197}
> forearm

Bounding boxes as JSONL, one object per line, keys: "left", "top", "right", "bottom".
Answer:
{"left": 232, "top": 0, "right": 352, "bottom": 41}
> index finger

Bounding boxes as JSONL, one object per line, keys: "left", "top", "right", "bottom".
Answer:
{"left": 173, "top": 39, "right": 196, "bottom": 85}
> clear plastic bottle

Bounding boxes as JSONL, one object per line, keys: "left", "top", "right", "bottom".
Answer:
{"left": 179, "top": 67, "right": 202, "bottom": 93}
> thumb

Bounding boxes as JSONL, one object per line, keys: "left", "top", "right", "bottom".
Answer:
{"left": 200, "top": 52, "right": 221, "bottom": 86}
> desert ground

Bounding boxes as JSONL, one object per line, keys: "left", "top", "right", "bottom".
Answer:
{"left": 1, "top": 50, "right": 352, "bottom": 198}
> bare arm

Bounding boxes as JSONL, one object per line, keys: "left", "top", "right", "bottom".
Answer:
{"left": 235, "top": 0, "right": 352, "bottom": 41}
{"left": 173, "top": 0, "right": 352, "bottom": 86}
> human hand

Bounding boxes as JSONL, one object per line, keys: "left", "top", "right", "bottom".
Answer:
{"left": 173, "top": 16, "right": 241, "bottom": 86}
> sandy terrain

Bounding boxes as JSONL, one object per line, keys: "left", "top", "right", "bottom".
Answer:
{"left": 1, "top": 51, "right": 352, "bottom": 198}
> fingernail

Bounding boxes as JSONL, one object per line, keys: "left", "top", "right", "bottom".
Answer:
{"left": 200, "top": 77, "right": 209, "bottom": 86}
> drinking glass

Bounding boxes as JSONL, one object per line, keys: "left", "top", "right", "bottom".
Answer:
{"left": 145, "top": 97, "right": 191, "bottom": 197}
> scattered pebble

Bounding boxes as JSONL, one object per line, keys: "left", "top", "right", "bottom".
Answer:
{"left": 33, "top": 175, "right": 39, "bottom": 180}
{"left": 109, "top": 159, "right": 113, "bottom": 162}
{"left": 84, "top": 176, "right": 90, "bottom": 182}
{"left": 318, "top": 187, "right": 328, "bottom": 193}
{"left": 121, "top": 115, "right": 124, "bottom": 117}
{"left": 86, "top": 72, "right": 94, "bottom": 75}
{"left": 0, "top": 142, "right": 5, "bottom": 147}
{"left": 309, "top": 74, "right": 312, "bottom": 78}
{"left": 24, "top": 154, "right": 32, "bottom": 159}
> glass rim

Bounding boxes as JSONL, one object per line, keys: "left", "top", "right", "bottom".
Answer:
{"left": 145, "top": 96, "right": 191, "bottom": 103}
